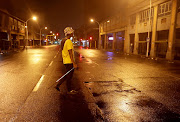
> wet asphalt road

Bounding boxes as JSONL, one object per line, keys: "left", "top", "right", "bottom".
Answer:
{"left": 0, "top": 45, "right": 94, "bottom": 122}
{"left": 75, "top": 47, "right": 180, "bottom": 121}
{"left": 0, "top": 45, "right": 180, "bottom": 122}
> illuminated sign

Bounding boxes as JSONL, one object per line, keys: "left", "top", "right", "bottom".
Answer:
{"left": 109, "top": 37, "right": 114, "bottom": 40}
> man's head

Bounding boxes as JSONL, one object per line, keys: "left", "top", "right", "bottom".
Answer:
{"left": 64, "top": 27, "right": 74, "bottom": 38}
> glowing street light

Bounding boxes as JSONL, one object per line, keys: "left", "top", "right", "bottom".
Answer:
{"left": 107, "top": 20, "right": 110, "bottom": 23}
{"left": 90, "top": 19, "right": 94, "bottom": 22}
{"left": 25, "top": 16, "right": 37, "bottom": 48}
{"left": 33, "top": 16, "right": 37, "bottom": 21}
{"left": 90, "top": 18, "right": 100, "bottom": 49}
{"left": 40, "top": 26, "right": 48, "bottom": 46}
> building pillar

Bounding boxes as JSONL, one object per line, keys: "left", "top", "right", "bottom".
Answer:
{"left": 99, "top": 34, "right": 102, "bottom": 49}
{"left": 98, "top": 24, "right": 101, "bottom": 49}
{"left": 150, "top": 5, "right": 158, "bottom": 58}
{"left": 7, "top": 32, "right": 12, "bottom": 50}
{"left": 104, "top": 34, "right": 107, "bottom": 49}
{"left": 166, "top": 0, "right": 178, "bottom": 60}
{"left": 113, "top": 32, "right": 116, "bottom": 50}
{"left": 17, "top": 34, "right": 20, "bottom": 49}
{"left": 134, "top": 13, "right": 139, "bottom": 54}
{"left": 124, "top": 27, "right": 130, "bottom": 54}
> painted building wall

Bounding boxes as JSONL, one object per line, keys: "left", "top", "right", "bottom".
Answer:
{"left": 99, "top": 0, "right": 180, "bottom": 60}
{"left": 0, "top": 9, "right": 25, "bottom": 50}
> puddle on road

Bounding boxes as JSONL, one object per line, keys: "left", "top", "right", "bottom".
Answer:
{"left": 84, "top": 80, "right": 180, "bottom": 121}
{"left": 96, "top": 101, "right": 106, "bottom": 109}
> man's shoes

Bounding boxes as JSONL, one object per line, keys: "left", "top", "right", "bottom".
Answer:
{"left": 55, "top": 86, "right": 60, "bottom": 91}
{"left": 67, "top": 90, "right": 78, "bottom": 94}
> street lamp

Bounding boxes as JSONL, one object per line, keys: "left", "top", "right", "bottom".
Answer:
{"left": 33, "top": 16, "right": 37, "bottom": 21}
{"left": 146, "top": 0, "right": 152, "bottom": 57}
{"left": 90, "top": 19, "right": 94, "bottom": 22}
{"left": 25, "top": 16, "right": 37, "bottom": 48}
{"left": 40, "top": 26, "right": 47, "bottom": 46}
{"left": 90, "top": 18, "right": 100, "bottom": 49}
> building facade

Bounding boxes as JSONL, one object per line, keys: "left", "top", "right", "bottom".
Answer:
{"left": 0, "top": 9, "right": 25, "bottom": 52}
{"left": 99, "top": 0, "right": 180, "bottom": 60}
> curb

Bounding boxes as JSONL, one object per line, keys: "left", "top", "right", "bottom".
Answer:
{"left": 79, "top": 80, "right": 105, "bottom": 122}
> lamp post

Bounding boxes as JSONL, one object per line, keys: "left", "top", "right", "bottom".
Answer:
{"left": 40, "top": 27, "right": 47, "bottom": 46}
{"left": 25, "top": 16, "right": 37, "bottom": 48}
{"left": 90, "top": 19, "right": 100, "bottom": 49}
{"left": 146, "top": 0, "right": 152, "bottom": 57}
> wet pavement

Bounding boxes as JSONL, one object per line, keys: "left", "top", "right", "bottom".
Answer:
{"left": 0, "top": 45, "right": 180, "bottom": 121}
{"left": 75, "top": 47, "right": 180, "bottom": 121}
{"left": 0, "top": 46, "right": 95, "bottom": 122}
{"left": 84, "top": 80, "right": 180, "bottom": 121}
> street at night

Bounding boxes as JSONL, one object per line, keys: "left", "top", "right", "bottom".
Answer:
{"left": 0, "top": 46, "right": 180, "bottom": 121}
{"left": 1, "top": 0, "right": 180, "bottom": 121}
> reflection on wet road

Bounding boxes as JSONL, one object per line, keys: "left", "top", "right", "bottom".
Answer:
{"left": 75, "top": 47, "right": 180, "bottom": 121}
{"left": 84, "top": 80, "right": 180, "bottom": 121}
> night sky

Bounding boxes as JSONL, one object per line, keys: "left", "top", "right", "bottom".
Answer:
{"left": 1, "top": 0, "right": 128, "bottom": 37}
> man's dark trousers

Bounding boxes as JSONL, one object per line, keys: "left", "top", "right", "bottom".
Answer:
{"left": 56, "top": 63, "right": 74, "bottom": 92}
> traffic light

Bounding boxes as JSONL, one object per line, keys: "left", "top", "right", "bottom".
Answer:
{"left": 56, "top": 33, "right": 59, "bottom": 36}
{"left": 90, "top": 36, "right": 92, "bottom": 40}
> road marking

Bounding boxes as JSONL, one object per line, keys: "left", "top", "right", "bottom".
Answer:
{"left": 49, "top": 61, "right": 53, "bottom": 66}
{"left": 94, "top": 62, "right": 99, "bottom": 65}
{"left": 33, "top": 75, "right": 45, "bottom": 92}
{"left": 54, "top": 55, "right": 57, "bottom": 58}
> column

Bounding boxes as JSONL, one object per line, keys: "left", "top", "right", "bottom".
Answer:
{"left": 133, "top": 13, "right": 139, "bottom": 54}
{"left": 124, "top": 27, "right": 130, "bottom": 54}
{"left": 98, "top": 24, "right": 101, "bottom": 49}
{"left": 166, "top": 0, "right": 178, "bottom": 60}
{"left": 113, "top": 32, "right": 116, "bottom": 50}
{"left": 7, "top": 32, "right": 12, "bottom": 50}
{"left": 99, "top": 34, "right": 102, "bottom": 49}
{"left": 17, "top": 34, "right": 20, "bottom": 49}
{"left": 104, "top": 34, "right": 107, "bottom": 49}
{"left": 150, "top": 5, "right": 158, "bottom": 58}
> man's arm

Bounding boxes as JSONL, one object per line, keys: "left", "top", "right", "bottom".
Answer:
{"left": 68, "top": 49, "right": 77, "bottom": 68}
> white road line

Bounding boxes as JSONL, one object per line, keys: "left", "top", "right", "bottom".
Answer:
{"left": 54, "top": 55, "right": 57, "bottom": 58}
{"left": 94, "top": 62, "right": 99, "bottom": 65}
{"left": 33, "top": 75, "right": 45, "bottom": 92}
{"left": 49, "top": 61, "right": 53, "bottom": 66}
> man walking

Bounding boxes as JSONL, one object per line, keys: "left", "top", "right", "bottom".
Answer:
{"left": 55, "top": 27, "right": 77, "bottom": 94}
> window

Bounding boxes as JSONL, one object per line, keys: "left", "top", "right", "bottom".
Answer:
{"left": 158, "top": 1, "right": 172, "bottom": 16}
{"left": 139, "top": 8, "right": 154, "bottom": 23}
{"left": 4, "top": 15, "right": 9, "bottom": 28}
{"left": 114, "top": 15, "right": 120, "bottom": 25}
{"left": 130, "top": 14, "right": 136, "bottom": 25}
{"left": 14, "top": 19, "right": 17, "bottom": 30}
{"left": 0, "top": 13, "right": 2, "bottom": 26}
